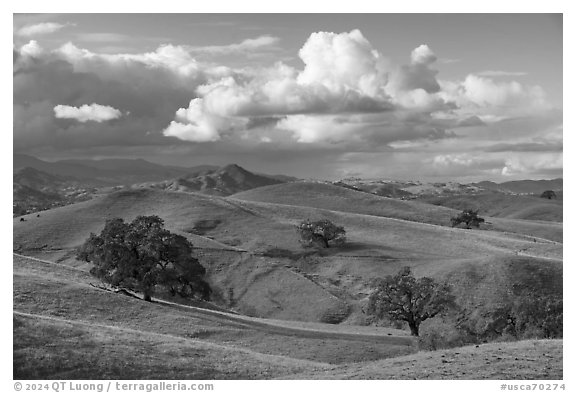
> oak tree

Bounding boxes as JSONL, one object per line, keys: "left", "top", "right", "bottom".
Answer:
{"left": 77, "top": 215, "right": 210, "bottom": 302}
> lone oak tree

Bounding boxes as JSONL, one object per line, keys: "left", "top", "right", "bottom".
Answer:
{"left": 367, "top": 267, "right": 454, "bottom": 336}
{"left": 77, "top": 215, "right": 210, "bottom": 302}
{"left": 297, "top": 219, "right": 346, "bottom": 248}
{"left": 540, "top": 190, "right": 557, "bottom": 200}
{"left": 450, "top": 209, "right": 485, "bottom": 229}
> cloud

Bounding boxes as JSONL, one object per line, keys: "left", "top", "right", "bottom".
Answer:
{"left": 411, "top": 44, "right": 437, "bottom": 66}
{"left": 54, "top": 103, "right": 122, "bottom": 122}
{"left": 19, "top": 40, "right": 44, "bottom": 58}
{"left": 501, "top": 153, "right": 563, "bottom": 176}
{"left": 187, "top": 35, "right": 281, "bottom": 54}
{"left": 17, "top": 22, "right": 70, "bottom": 37}
{"left": 163, "top": 30, "right": 405, "bottom": 143}
{"left": 162, "top": 98, "right": 246, "bottom": 142}
{"left": 75, "top": 33, "right": 132, "bottom": 42}
{"left": 484, "top": 141, "right": 563, "bottom": 153}
{"left": 13, "top": 28, "right": 561, "bottom": 181}
{"left": 162, "top": 31, "right": 552, "bottom": 148}
{"left": 438, "top": 74, "right": 548, "bottom": 120}
{"left": 475, "top": 70, "right": 528, "bottom": 77}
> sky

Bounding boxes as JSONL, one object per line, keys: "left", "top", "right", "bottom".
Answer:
{"left": 13, "top": 13, "right": 563, "bottom": 181}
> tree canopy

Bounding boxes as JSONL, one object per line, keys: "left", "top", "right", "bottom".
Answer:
{"left": 77, "top": 215, "right": 210, "bottom": 302}
{"left": 540, "top": 190, "right": 557, "bottom": 200}
{"left": 296, "top": 219, "right": 346, "bottom": 248}
{"left": 367, "top": 267, "right": 454, "bottom": 336}
{"left": 450, "top": 209, "right": 485, "bottom": 229}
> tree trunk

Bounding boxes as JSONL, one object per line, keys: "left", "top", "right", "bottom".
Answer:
{"left": 143, "top": 289, "right": 152, "bottom": 302}
{"left": 408, "top": 321, "right": 420, "bottom": 336}
{"left": 313, "top": 234, "right": 329, "bottom": 248}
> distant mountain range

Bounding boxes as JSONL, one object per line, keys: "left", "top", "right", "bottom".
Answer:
{"left": 12, "top": 154, "right": 295, "bottom": 215}
{"left": 13, "top": 154, "right": 218, "bottom": 186}
{"left": 13, "top": 153, "right": 562, "bottom": 216}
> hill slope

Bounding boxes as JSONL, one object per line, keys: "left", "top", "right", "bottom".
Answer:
{"left": 14, "top": 254, "right": 561, "bottom": 379}
{"left": 14, "top": 188, "right": 562, "bottom": 326}
{"left": 417, "top": 192, "right": 562, "bottom": 222}
{"left": 134, "top": 164, "right": 285, "bottom": 196}
{"left": 286, "top": 339, "right": 562, "bottom": 379}
{"left": 232, "top": 181, "right": 563, "bottom": 242}
{"left": 472, "top": 178, "right": 563, "bottom": 194}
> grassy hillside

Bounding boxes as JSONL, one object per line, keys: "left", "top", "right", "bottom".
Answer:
{"left": 13, "top": 188, "right": 562, "bottom": 327}
{"left": 232, "top": 182, "right": 562, "bottom": 242}
{"left": 418, "top": 192, "right": 562, "bottom": 222}
{"left": 14, "top": 254, "right": 561, "bottom": 379}
{"left": 286, "top": 339, "right": 562, "bottom": 379}
{"left": 13, "top": 182, "right": 563, "bottom": 379}
{"left": 14, "top": 254, "right": 417, "bottom": 379}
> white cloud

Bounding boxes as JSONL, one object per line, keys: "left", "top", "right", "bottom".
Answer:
{"left": 75, "top": 33, "right": 131, "bottom": 42}
{"left": 53, "top": 103, "right": 122, "bottom": 122}
{"left": 276, "top": 115, "right": 360, "bottom": 144}
{"left": 296, "top": 29, "right": 388, "bottom": 98}
{"left": 19, "top": 40, "right": 44, "bottom": 58}
{"left": 410, "top": 44, "right": 437, "bottom": 66}
{"left": 501, "top": 153, "right": 563, "bottom": 176}
{"left": 475, "top": 70, "right": 528, "bottom": 77}
{"left": 187, "top": 35, "right": 280, "bottom": 54}
{"left": 162, "top": 98, "right": 247, "bottom": 142}
{"left": 438, "top": 75, "right": 548, "bottom": 119}
{"left": 17, "top": 22, "right": 70, "bottom": 37}
{"left": 433, "top": 153, "right": 476, "bottom": 167}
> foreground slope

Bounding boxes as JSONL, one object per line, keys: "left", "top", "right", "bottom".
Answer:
{"left": 14, "top": 254, "right": 561, "bottom": 380}
{"left": 286, "top": 340, "right": 562, "bottom": 380}
{"left": 14, "top": 254, "right": 415, "bottom": 379}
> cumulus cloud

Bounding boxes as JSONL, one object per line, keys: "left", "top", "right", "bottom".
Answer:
{"left": 54, "top": 103, "right": 122, "bottom": 122}
{"left": 13, "top": 26, "right": 561, "bottom": 181}
{"left": 411, "top": 44, "right": 437, "bottom": 66}
{"left": 501, "top": 153, "right": 563, "bottom": 176}
{"left": 19, "top": 40, "right": 44, "bottom": 58}
{"left": 162, "top": 98, "right": 246, "bottom": 142}
{"left": 17, "top": 22, "right": 70, "bottom": 37}
{"left": 163, "top": 30, "right": 433, "bottom": 144}
{"left": 439, "top": 75, "right": 547, "bottom": 117}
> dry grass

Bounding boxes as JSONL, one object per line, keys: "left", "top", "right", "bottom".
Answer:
{"left": 14, "top": 312, "right": 329, "bottom": 380}
{"left": 14, "top": 254, "right": 416, "bottom": 373}
{"left": 284, "top": 339, "right": 563, "bottom": 379}
{"left": 417, "top": 192, "right": 562, "bottom": 222}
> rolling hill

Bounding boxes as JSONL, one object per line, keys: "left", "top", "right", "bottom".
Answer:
{"left": 417, "top": 192, "right": 563, "bottom": 222}
{"left": 472, "top": 178, "right": 563, "bottom": 195}
{"left": 232, "top": 181, "right": 563, "bottom": 242}
{"left": 134, "top": 164, "right": 285, "bottom": 196}
{"left": 14, "top": 253, "right": 561, "bottom": 379}
{"left": 13, "top": 179, "right": 563, "bottom": 379}
{"left": 13, "top": 187, "right": 562, "bottom": 324}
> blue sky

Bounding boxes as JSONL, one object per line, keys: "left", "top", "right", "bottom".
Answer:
{"left": 13, "top": 13, "right": 563, "bottom": 181}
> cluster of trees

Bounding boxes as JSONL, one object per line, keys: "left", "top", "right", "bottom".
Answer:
{"left": 77, "top": 215, "right": 210, "bottom": 302}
